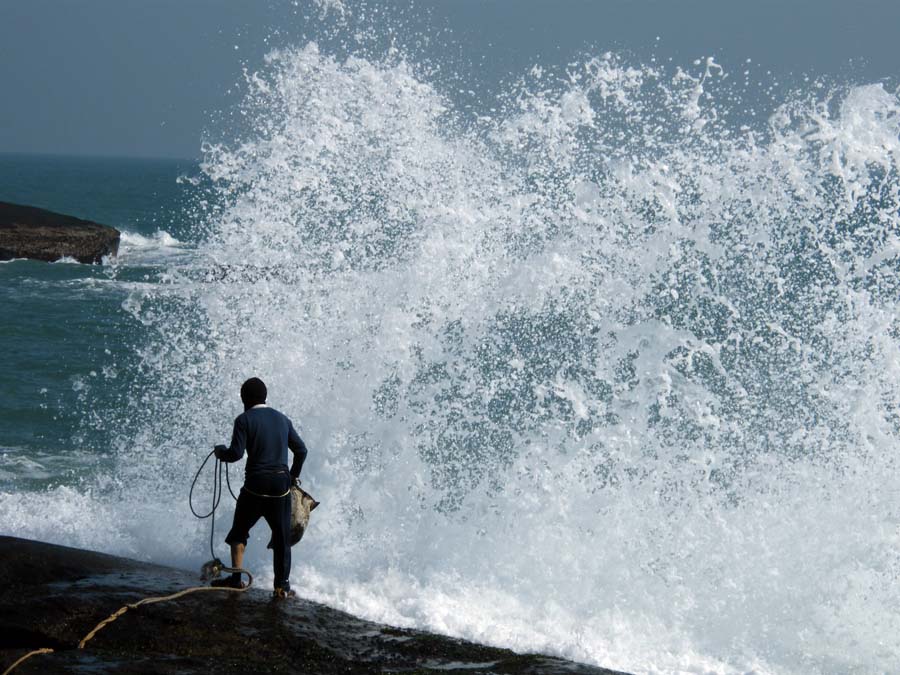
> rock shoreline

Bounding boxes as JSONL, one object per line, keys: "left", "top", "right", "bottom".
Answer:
{"left": 0, "top": 536, "right": 627, "bottom": 675}
{"left": 0, "top": 202, "right": 120, "bottom": 264}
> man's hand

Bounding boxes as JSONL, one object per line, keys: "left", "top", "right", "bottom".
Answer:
{"left": 292, "top": 477, "right": 301, "bottom": 489}
{"left": 214, "top": 444, "right": 227, "bottom": 460}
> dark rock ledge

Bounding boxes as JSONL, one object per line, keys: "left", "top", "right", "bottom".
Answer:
{"left": 0, "top": 537, "right": 629, "bottom": 675}
{"left": 0, "top": 202, "right": 120, "bottom": 264}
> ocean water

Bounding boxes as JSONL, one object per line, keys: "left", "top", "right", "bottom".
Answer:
{"left": 0, "top": 154, "right": 198, "bottom": 485}
{"left": 3, "top": 10, "right": 900, "bottom": 675}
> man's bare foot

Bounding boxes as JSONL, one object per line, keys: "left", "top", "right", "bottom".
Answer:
{"left": 210, "top": 574, "right": 246, "bottom": 589}
{"left": 272, "top": 587, "right": 296, "bottom": 599}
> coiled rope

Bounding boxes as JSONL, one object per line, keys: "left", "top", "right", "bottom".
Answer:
{"left": 3, "top": 450, "right": 252, "bottom": 675}
{"left": 189, "top": 448, "right": 240, "bottom": 561}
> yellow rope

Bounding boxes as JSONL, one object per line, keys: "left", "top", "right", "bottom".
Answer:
{"left": 2, "top": 568, "right": 252, "bottom": 674}
{"left": 77, "top": 574, "right": 252, "bottom": 648}
{"left": 1, "top": 648, "right": 54, "bottom": 675}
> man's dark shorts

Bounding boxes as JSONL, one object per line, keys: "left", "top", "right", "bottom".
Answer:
{"left": 225, "top": 471, "right": 292, "bottom": 546}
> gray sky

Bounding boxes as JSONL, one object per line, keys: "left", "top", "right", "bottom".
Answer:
{"left": 1, "top": 0, "right": 898, "bottom": 160}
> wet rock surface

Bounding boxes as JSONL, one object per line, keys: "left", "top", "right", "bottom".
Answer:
{"left": 0, "top": 537, "right": 628, "bottom": 675}
{"left": 0, "top": 202, "right": 120, "bottom": 264}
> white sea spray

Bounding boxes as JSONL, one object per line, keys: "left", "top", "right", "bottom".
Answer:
{"left": 6, "top": 43, "right": 900, "bottom": 674}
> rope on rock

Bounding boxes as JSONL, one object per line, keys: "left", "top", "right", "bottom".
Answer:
{"left": 77, "top": 566, "right": 253, "bottom": 649}
{"left": 3, "top": 451, "right": 251, "bottom": 675}
{"left": 1, "top": 648, "right": 54, "bottom": 675}
{"left": 1, "top": 571, "right": 252, "bottom": 675}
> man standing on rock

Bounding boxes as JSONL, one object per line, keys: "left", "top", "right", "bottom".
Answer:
{"left": 212, "top": 377, "right": 308, "bottom": 598}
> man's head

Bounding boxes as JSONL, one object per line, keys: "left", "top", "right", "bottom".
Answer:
{"left": 240, "top": 377, "right": 267, "bottom": 410}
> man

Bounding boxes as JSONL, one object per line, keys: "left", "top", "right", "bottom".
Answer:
{"left": 212, "top": 377, "right": 308, "bottom": 598}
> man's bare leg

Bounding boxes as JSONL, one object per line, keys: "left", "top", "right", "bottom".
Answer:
{"left": 211, "top": 543, "right": 246, "bottom": 588}
{"left": 231, "top": 543, "right": 245, "bottom": 570}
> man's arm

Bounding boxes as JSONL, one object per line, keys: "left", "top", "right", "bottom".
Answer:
{"left": 215, "top": 414, "right": 247, "bottom": 462}
{"left": 287, "top": 420, "right": 308, "bottom": 479}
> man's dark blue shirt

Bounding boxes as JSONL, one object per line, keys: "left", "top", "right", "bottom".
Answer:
{"left": 216, "top": 405, "right": 308, "bottom": 479}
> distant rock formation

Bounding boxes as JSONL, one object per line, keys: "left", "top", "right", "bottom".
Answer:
{"left": 0, "top": 201, "right": 120, "bottom": 264}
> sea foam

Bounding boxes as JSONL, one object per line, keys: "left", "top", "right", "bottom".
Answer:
{"left": 6, "top": 40, "right": 900, "bottom": 675}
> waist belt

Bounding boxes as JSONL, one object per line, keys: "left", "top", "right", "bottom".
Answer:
{"left": 243, "top": 468, "right": 291, "bottom": 498}
{"left": 242, "top": 485, "right": 290, "bottom": 498}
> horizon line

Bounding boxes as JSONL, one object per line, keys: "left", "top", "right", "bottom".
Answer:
{"left": 0, "top": 149, "right": 200, "bottom": 163}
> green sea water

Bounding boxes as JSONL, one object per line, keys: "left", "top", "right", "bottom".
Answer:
{"left": 2, "top": 38, "right": 900, "bottom": 671}
{"left": 0, "top": 153, "right": 198, "bottom": 488}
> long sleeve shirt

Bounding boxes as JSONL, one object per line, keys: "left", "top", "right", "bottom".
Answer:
{"left": 216, "top": 405, "right": 308, "bottom": 479}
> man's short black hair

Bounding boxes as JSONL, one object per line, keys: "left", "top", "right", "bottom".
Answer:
{"left": 241, "top": 377, "right": 267, "bottom": 409}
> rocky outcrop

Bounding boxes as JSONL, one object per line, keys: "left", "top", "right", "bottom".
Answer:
{"left": 0, "top": 536, "right": 627, "bottom": 675}
{"left": 0, "top": 202, "right": 119, "bottom": 264}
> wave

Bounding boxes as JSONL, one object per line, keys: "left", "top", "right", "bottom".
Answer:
{"left": 5, "top": 40, "right": 900, "bottom": 674}
{"left": 115, "top": 229, "right": 191, "bottom": 266}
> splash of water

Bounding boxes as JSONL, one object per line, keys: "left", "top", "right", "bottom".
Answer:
{"left": 6, "top": 41, "right": 900, "bottom": 674}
